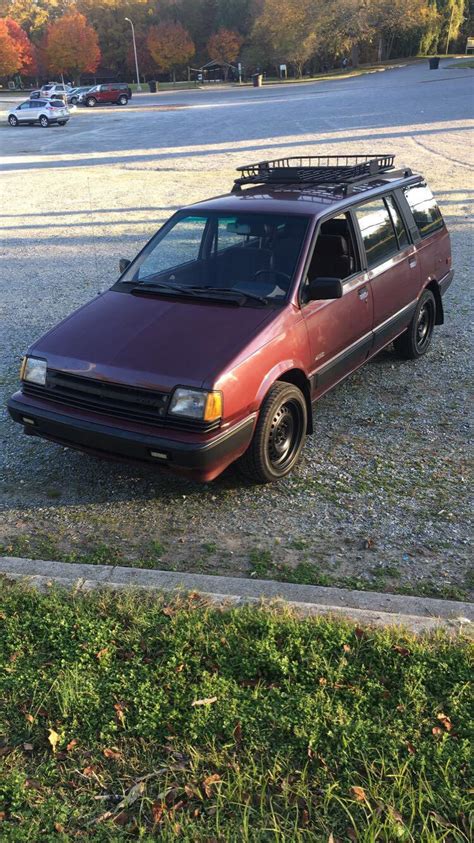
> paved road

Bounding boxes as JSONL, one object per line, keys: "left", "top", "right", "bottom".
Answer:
{"left": 0, "top": 59, "right": 472, "bottom": 597}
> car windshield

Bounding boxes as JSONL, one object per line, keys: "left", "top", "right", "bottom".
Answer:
{"left": 119, "top": 212, "right": 310, "bottom": 302}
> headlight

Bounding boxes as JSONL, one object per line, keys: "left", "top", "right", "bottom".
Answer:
{"left": 21, "top": 356, "right": 47, "bottom": 386}
{"left": 168, "top": 388, "right": 222, "bottom": 422}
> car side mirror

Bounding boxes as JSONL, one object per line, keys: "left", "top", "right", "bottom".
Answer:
{"left": 119, "top": 258, "right": 131, "bottom": 274}
{"left": 306, "top": 276, "right": 343, "bottom": 301}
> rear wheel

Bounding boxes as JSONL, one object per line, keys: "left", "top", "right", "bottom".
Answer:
{"left": 8, "top": 115, "right": 18, "bottom": 126}
{"left": 58, "top": 121, "right": 67, "bottom": 126}
{"left": 238, "top": 382, "right": 307, "bottom": 483}
{"left": 118, "top": 95, "right": 128, "bottom": 105}
{"left": 70, "top": 96, "right": 78, "bottom": 104}
{"left": 393, "top": 289, "right": 436, "bottom": 359}
{"left": 86, "top": 97, "right": 97, "bottom": 107}
{"left": 39, "top": 115, "right": 49, "bottom": 128}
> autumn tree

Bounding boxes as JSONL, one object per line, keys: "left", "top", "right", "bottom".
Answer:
{"left": 251, "top": 0, "right": 322, "bottom": 77}
{"left": 0, "top": 0, "right": 69, "bottom": 36}
{"left": 0, "top": 16, "right": 20, "bottom": 74}
{"left": 4, "top": 16, "right": 36, "bottom": 73}
{"left": 206, "top": 28, "right": 242, "bottom": 77}
{"left": 45, "top": 10, "right": 100, "bottom": 83}
{"left": 147, "top": 21, "right": 195, "bottom": 82}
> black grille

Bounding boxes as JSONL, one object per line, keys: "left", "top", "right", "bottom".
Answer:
{"left": 22, "top": 371, "right": 218, "bottom": 432}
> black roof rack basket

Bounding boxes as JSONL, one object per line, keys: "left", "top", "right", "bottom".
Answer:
{"left": 233, "top": 154, "right": 396, "bottom": 191}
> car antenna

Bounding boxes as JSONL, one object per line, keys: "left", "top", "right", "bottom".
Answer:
{"left": 86, "top": 176, "right": 102, "bottom": 294}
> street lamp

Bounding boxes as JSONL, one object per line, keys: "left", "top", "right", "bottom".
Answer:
{"left": 125, "top": 17, "right": 142, "bottom": 92}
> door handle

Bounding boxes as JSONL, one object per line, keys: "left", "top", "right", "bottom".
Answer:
{"left": 358, "top": 287, "right": 369, "bottom": 301}
{"left": 409, "top": 257, "right": 417, "bottom": 268}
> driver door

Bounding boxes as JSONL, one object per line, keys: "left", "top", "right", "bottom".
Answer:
{"left": 302, "top": 212, "right": 373, "bottom": 397}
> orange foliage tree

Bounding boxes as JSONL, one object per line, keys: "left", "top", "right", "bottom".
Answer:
{"left": 147, "top": 21, "right": 195, "bottom": 82}
{"left": 45, "top": 10, "right": 100, "bottom": 83}
{"left": 0, "top": 17, "right": 20, "bottom": 75}
{"left": 4, "top": 17, "right": 36, "bottom": 74}
{"left": 206, "top": 28, "right": 243, "bottom": 77}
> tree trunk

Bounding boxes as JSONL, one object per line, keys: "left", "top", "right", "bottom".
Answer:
{"left": 377, "top": 35, "right": 384, "bottom": 62}
{"left": 351, "top": 44, "right": 359, "bottom": 67}
{"left": 172, "top": 68, "right": 176, "bottom": 84}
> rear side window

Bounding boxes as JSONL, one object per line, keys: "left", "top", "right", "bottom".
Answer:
{"left": 354, "top": 198, "right": 399, "bottom": 269}
{"left": 404, "top": 183, "right": 444, "bottom": 239}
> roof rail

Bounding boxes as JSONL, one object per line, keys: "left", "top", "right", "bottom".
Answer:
{"left": 232, "top": 154, "right": 399, "bottom": 192}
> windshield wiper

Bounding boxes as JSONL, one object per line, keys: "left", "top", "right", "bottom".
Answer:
{"left": 131, "top": 281, "right": 190, "bottom": 296}
{"left": 189, "top": 286, "right": 268, "bottom": 305}
{"left": 131, "top": 282, "right": 243, "bottom": 305}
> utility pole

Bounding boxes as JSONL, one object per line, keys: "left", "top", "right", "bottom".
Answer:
{"left": 125, "top": 17, "right": 142, "bottom": 92}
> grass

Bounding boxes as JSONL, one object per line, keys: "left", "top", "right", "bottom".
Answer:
{"left": 447, "top": 59, "right": 474, "bottom": 69}
{"left": 0, "top": 581, "right": 472, "bottom": 841}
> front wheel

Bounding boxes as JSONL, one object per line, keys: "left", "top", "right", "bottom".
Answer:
{"left": 39, "top": 115, "right": 49, "bottom": 128}
{"left": 86, "top": 97, "right": 97, "bottom": 107}
{"left": 70, "top": 97, "right": 78, "bottom": 104}
{"left": 118, "top": 95, "right": 128, "bottom": 105}
{"left": 8, "top": 115, "right": 19, "bottom": 126}
{"left": 393, "top": 289, "right": 436, "bottom": 359}
{"left": 238, "top": 382, "right": 307, "bottom": 483}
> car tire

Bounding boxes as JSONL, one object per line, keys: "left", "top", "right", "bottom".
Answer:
{"left": 58, "top": 121, "right": 66, "bottom": 126}
{"left": 118, "top": 95, "right": 128, "bottom": 105}
{"left": 393, "top": 289, "right": 436, "bottom": 360}
{"left": 86, "top": 97, "right": 97, "bottom": 107}
{"left": 238, "top": 382, "right": 307, "bottom": 483}
{"left": 8, "top": 115, "right": 19, "bottom": 126}
{"left": 70, "top": 97, "right": 78, "bottom": 104}
{"left": 39, "top": 115, "right": 49, "bottom": 128}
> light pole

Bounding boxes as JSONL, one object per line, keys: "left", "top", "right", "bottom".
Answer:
{"left": 125, "top": 17, "right": 142, "bottom": 92}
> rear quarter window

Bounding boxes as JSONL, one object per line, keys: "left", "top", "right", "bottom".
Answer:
{"left": 404, "top": 183, "right": 444, "bottom": 239}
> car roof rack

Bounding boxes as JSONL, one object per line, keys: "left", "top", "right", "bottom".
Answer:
{"left": 232, "top": 154, "right": 409, "bottom": 193}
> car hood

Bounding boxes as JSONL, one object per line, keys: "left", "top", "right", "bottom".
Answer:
{"left": 30, "top": 290, "right": 276, "bottom": 392}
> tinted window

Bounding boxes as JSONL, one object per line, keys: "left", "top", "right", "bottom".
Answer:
{"left": 355, "top": 199, "right": 398, "bottom": 268}
{"left": 18, "top": 103, "right": 30, "bottom": 110}
{"left": 385, "top": 195, "right": 409, "bottom": 249}
{"left": 404, "top": 183, "right": 444, "bottom": 239}
{"left": 34, "top": 100, "right": 46, "bottom": 107}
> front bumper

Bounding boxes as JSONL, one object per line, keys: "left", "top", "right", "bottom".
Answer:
{"left": 8, "top": 394, "right": 255, "bottom": 481}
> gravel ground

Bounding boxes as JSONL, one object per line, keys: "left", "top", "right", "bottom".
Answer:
{"left": 1, "top": 61, "right": 473, "bottom": 599}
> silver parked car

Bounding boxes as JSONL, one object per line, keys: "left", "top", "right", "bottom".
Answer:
{"left": 7, "top": 99, "right": 70, "bottom": 128}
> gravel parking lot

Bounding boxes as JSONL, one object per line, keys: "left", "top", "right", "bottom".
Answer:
{"left": 1, "top": 61, "right": 472, "bottom": 599}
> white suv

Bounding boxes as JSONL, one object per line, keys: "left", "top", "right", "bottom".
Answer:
{"left": 7, "top": 99, "right": 70, "bottom": 128}
{"left": 30, "top": 83, "right": 72, "bottom": 102}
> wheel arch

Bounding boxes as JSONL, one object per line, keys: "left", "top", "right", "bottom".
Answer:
{"left": 425, "top": 279, "right": 444, "bottom": 325}
{"left": 276, "top": 368, "right": 313, "bottom": 435}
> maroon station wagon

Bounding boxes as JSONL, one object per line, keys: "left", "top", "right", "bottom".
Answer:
{"left": 8, "top": 154, "right": 453, "bottom": 483}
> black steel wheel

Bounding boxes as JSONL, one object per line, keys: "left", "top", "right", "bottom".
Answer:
{"left": 238, "top": 382, "right": 307, "bottom": 483}
{"left": 394, "top": 289, "right": 436, "bottom": 359}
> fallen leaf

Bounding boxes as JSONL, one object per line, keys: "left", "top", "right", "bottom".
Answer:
{"left": 406, "top": 742, "right": 416, "bottom": 755}
{"left": 48, "top": 729, "right": 60, "bottom": 753}
{"left": 319, "top": 677, "right": 327, "bottom": 686}
{"left": 203, "top": 774, "right": 221, "bottom": 798}
{"left": 162, "top": 606, "right": 175, "bottom": 617}
{"left": 429, "top": 811, "right": 453, "bottom": 828}
{"left": 233, "top": 722, "right": 242, "bottom": 746}
{"left": 350, "top": 785, "right": 368, "bottom": 802}
{"left": 54, "top": 822, "right": 65, "bottom": 833}
{"left": 191, "top": 696, "right": 217, "bottom": 707}
{"left": 113, "top": 811, "right": 130, "bottom": 826}
{"left": 437, "top": 713, "right": 453, "bottom": 731}
{"left": 114, "top": 703, "right": 126, "bottom": 726}
{"left": 175, "top": 664, "right": 184, "bottom": 673}
{"left": 119, "top": 780, "right": 145, "bottom": 808}
{"left": 25, "top": 713, "right": 34, "bottom": 724}
{"left": 83, "top": 765, "right": 97, "bottom": 778}
{"left": 432, "top": 726, "right": 443, "bottom": 737}
{"left": 0, "top": 812, "right": 5, "bottom": 821}
{"left": 152, "top": 802, "right": 165, "bottom": 824}
{"left": 354, "top": 628, "right": 365, "bottom": 640}
{"left": 343, "top": 644, "right": 351, "bottom": 653}
{"left": 96, "top": 647, "right": 108, "bottom": 660}
{"left": 388, "top": 806, "right": 404, "bottom": 824}
{"left": 66, "top": 739, "right": 78, "bottom": 752}
{"left": 103, "top": 748, "right": 121, "bottom": 761}
{"left": 24, "top": 779, "right": 42, "bottom": 790}
{"left": 23, "top": 742, "right": 33, "bottom": 752}
{"left": 392, "top": 645, "right": 410, "bottom": 657}
{"left": 173, "top": 822, "right": 181, "bottom": 834}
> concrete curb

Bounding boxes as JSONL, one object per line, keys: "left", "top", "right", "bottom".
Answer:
{"left": 1, "top": 556, "right": 472, "bottom": 633}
